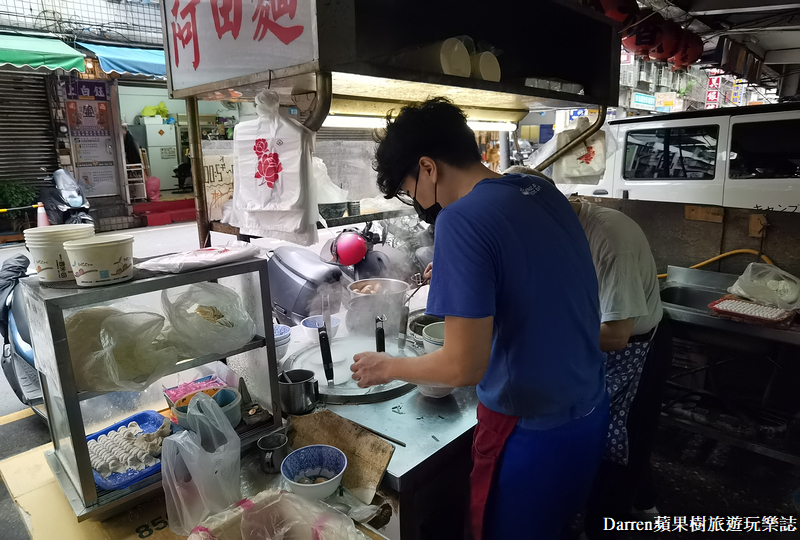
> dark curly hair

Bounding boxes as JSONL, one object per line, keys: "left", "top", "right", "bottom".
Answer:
{"left": 373, "top": 97, "right": 482, "bottom": 199}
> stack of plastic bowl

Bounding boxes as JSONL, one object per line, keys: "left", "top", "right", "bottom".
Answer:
{"left": 23, "top": 224, "right": 95, "bottom": 283}
{"left": 274, "top": 324, "right": 292, "bottom": 360}
{"left": 420, "top": 322, "right": 453, "bottom": 398}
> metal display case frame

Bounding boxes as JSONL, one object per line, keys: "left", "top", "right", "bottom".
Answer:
{"left": 22, "top": 258, "right": 282, "bottom": 520}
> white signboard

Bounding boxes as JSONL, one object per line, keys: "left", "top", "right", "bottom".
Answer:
{"left": 204, "top": 153, "right": 234, "bottom": 221}
{"left": 163, "top": 0, "right": 318, "bottom": 92}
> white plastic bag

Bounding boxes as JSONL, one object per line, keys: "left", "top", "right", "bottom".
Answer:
{"left": 163, "top": 393, "right": 242, "bottom": 536}
{"left": 314, "top": 157, "right": 348, "bottom": 203}
{"left": 226, "top": 90, "right": 318, "bottom": 246}
{"left": 186, "top": 489, "right": 368, "bottom": 540}
{"left": 162, "top": 282, "right": 256, "bottom": 357}
{"left": 728, "top": 263, "right": 800, "bottom": 310}
{"left": 137, "top": 242, "right": 262, "bottom": 274}
{"left": 66, "top": 307, "right": 178, "bottom": 392}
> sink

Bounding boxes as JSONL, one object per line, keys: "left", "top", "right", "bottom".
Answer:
{"left": 660, "top": 286, "right": 722, "bottom": 312}
{"left": 660, "top": 266, "right": 800, "bottom": 347}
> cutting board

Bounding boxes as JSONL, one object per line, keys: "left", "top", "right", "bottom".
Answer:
{"left": 289, "top": 409, "right": 395, "bottom": 504}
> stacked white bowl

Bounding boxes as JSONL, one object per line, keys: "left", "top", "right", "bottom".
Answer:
{"left": 420, "top": 322, "right": 453, "bottom": 398}
{"left": 24, "top": 224, "right": 95, "bottom": 283}
{"left": 274, "top": 324, "right": 292, "bottom": 360}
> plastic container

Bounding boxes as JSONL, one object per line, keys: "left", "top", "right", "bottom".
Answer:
{"left": 86, "top": 410, "right": 176, "bottom": 491}
{"left": 281, "top": 445, "right": 347, "bottom": 500}
{"left": 172, "top": 387, "right": 242, "bottom": 429}
{"left": 63, "top": 234, "right": 134, "bottom": 287}
{"left": 24, "top": 224, "right": 95, "bottom": 282}
{"left": 420, "top": 322, "right": 453, "bottom": 398}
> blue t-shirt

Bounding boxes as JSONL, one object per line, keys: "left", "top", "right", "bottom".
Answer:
{"left": 426, "top": 174, "right": 606, "bottom": 430}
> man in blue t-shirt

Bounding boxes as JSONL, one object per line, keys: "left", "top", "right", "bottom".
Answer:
{"left": 350, "top": 98, "right": 609, "bottom": 539}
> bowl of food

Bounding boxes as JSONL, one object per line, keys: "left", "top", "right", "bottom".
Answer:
{"left": 300, "top": 316, "right": 340, "bottom": 343}
{"left": 281, "top": 444, "right": 347, "bottom": 500}
{"left": 348, "top": 278, "right": 409, "bottom": 299}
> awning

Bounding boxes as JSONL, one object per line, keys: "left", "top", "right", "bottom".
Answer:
{"left": 78, "top": 42, "right": 165, "bottom": 78}
{"left": 0, "top": 35, "right": 85, "bottom": 72}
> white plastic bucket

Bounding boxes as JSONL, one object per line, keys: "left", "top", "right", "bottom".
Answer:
{"left": 63, "top": 235, "right": 134, "bottom": 287}
{"left": 24, "top": 224, "right": 95, "bottom": 282}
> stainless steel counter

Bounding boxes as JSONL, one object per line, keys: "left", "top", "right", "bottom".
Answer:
{"left": 328, "top": 386, "right": 478, "bottom": 492}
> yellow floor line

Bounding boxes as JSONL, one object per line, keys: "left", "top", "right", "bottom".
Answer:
{"left": 0, "top": 408, "right": 34, "bottom": 426}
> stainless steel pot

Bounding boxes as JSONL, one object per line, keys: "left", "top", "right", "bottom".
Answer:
{"left": 278, "top": 369, "right": 319, "bottom": 415}
{"left": 346, "top": 278, "right": 410, "bottom": 338}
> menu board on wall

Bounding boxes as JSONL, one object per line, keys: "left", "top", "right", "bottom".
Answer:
{"left": 65, "top": 80, "right": 120, "bottom": 197}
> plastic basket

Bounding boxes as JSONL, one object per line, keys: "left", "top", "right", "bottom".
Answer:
{"left": 86, "top": 410, "right": 176, "bottom": 491}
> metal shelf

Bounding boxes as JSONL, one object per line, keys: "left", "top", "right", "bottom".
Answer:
{"left": 76, "top": 336, "right": 267, "bottom": 402}
{"left": 23, "top": 258, "right": 283, "bottom": 520}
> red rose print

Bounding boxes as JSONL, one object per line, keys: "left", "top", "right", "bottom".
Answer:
{"left": 578, "top": 146, "right": 596, "bottom": 165}
{"left": 253, "top": 138, "right": 268, "bottom": 155}
{"left": 253, "top": 139, "right": 283, "bottom": 188}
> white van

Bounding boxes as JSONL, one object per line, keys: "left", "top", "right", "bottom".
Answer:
{"left": 558, "top": 103, "right": 800, "bottom": 212}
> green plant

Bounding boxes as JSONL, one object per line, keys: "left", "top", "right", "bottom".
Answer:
{"left": 0, "top": 181, "right": 38, "bottom": 222}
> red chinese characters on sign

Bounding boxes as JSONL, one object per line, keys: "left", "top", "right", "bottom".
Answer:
{"left": 252, "top": 0, "right": 304, "bottom": 45}
{"left": 171, "top": 0, "right": 201, "bottom": 70}
{"left": 708, "top": 76, "right": 722, "bottom": 89}
{"left": 253, "top": 138, "right": 283, "bottom": 188}
{"left": 211, "top": 0, "right": 242, "bottom": 39}
{"left": 705, "top": 103, "right": 719, "bottom": 109}
{"left": 706, "top": 90, "right": 719, "bottom": 103}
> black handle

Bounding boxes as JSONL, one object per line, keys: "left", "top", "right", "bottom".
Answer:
{"left": 398, "top": 306, "right": 410, "bottom": 349}
{"left": 376, "top": 326, "right": 385, "bottom": 353}
{"left": 592, "top": 189, "right": 608, "bottom": 195}
{"left": 318, "top": 328, "right": 334, "bottom": 383}
{"left": 313, "top": 379, "right": 319, "bottom": 402}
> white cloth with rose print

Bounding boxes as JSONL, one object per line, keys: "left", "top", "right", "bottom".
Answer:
{"left": 229, "top": 90, "right": 318, "bottom": 246}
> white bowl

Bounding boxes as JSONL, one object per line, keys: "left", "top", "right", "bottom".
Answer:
{"left": 422, "top": 321, "right": 445, "bottom": 344}
{"left": 281, "top": 445, "right": 347, "bottom": 500}
{"left": 423, "top": 339, "right": 443, "bottom": 355}
{"left": 300, "top": 316, "right": 340, "bottom": 343}
{"left": 418, "top": 385, "right": 454, "bottom": 398}
{"left": 26, "top": 225, "right": 95, "bottom": 283}
{"left": 63, "top": 234, "right": 134, "bottom": 287}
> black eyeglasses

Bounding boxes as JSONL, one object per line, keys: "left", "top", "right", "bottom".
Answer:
{"left": 394, "top": 168, "right": 420, "bottom": 206}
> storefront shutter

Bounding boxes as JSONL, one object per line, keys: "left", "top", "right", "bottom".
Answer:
{"left": 0, "top": 73, "right": 58, "bottom": 189}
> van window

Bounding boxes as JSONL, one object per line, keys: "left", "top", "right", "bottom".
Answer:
{"left": 729, "top": 119, "right": 800, "bottom": 179}
{"left": 624, "top": 126, "right": 719, "bottom": 180}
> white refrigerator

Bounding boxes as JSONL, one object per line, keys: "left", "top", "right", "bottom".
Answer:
{"left": 144, "top": 124, "right": 178, "bottom": 191}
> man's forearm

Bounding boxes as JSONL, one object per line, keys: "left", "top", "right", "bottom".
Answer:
{"left": 387, "top": 348, "right": 479, "bottom": 387}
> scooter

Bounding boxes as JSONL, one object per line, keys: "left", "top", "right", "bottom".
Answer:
{"left": 0, "top": 255, "right": 46, "bottom": 421}
{"left": 43, "top": 169, "right": 93, "bottom": 225}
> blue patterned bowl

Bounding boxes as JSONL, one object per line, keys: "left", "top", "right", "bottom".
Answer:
{"left": 281, "top": 444, "right": 347, "bottom": 500}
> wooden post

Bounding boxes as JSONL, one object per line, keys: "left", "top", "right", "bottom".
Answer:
{"left": 186, "top": 96, "right": 210, "bottom": 248}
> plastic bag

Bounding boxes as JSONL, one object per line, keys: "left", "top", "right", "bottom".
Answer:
{"left": 314, "top": 157, "right": 348, "bottom": 203}
{"left": 186, "top": 489, "right": 368, "bottom": 540}
{"left": 67, "top": 307, "right": 179, "bottom": 392}
{"left": 163, "top": 393, "right": 241, "bottom": 536}
{"left": 137, "top": 242, "right": 262, "bottom": 274}
{"left": 225, "top": 90, "right": 318, "bottom": 246}
{"left": 146, "top": 177, "right": 161, "bottom": 201}
{"left": 162, "top": 282, "right": 256, "bottom": 357}
{"left": 728, "top": 263, "right": 800, "bottom": 310}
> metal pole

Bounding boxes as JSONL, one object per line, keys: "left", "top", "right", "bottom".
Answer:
{"left": 535, "top": 105, "right": 608, "bottom": 172}
{"left": 186, "top": 96, "right": 210, "bottom": 248}
{"left": 303, "top": 71, "right": 332, "bottom": 132}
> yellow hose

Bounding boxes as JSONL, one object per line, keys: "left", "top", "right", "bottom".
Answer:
{"left": 657, "top": 249, "right": 773, "bottom": 279}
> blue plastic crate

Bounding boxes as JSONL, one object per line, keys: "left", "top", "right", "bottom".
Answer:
{"left": 86, "top": 410, "right": 176, "bottom": 492}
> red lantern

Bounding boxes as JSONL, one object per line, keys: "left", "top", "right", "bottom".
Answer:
{"left": 650, "top": 20, "right": 683, "bottom": 61}
{"left": 622, "top": 10, "right": 665, "bottom": 57}
{"left": 669, "top": 30, "right": 704, "bottom": 70}
{"left": 580, "top": 0, "right": 640, "bottom": 23}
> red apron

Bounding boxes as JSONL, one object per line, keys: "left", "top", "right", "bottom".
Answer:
{"left": 470, "top": 402, "right": 519, "bottom": 540}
